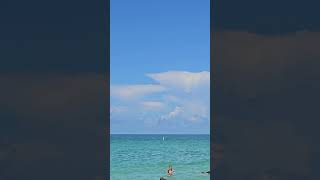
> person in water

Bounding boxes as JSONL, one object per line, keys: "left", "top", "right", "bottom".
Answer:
{"left": 201, "top": 171, "right": 210, "bottom": 174}
{"left": 167, "top": 165, "right": 174, "bottom": 176}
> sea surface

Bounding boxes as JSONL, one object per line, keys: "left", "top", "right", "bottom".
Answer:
{"left": 110, "top": 134, "right": 210, "bottom": 180}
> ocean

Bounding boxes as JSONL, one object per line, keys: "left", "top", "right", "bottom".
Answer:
{"left": 110, "top": 134, "right": 210, "bottom": 180}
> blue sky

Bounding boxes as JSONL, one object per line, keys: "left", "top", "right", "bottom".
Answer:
{"left": 110, "top": 0, "right": 210, "bottom": 134}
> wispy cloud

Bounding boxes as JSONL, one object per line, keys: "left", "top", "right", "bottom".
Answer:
{"left": 183, "top": 101, "right": 209, "bottom": 122}
{"left": 141, "top": 101, "right": 165, "bottom": 110}
{"left": 166, "top": 106, "right": 183, "bottom": 119}
{"left": 158, "top": 106, "right": 183, "bottom": 124}
{"left": 110, "top": 106, "right": 128, "bottom": 114}
{"left": 163, "top": 95, "right": 180, "bottom": 102}
{"left": 157, "top": 101, "right": 209, "bottom": 125}
{"left": 147, "top": 71, "right": 210, "bottom": 92}
{"left": 111, "top": 84, "right": 167, "bottom": 99}
{"left": 111, "top": 70, "right": 210, "bottom": 133}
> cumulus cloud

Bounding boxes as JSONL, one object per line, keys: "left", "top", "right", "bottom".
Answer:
{"left": 158, "top": 106, "right": 183, "bottom": 123}
{"left": 111, "top": 70, "right": 210, "bottom": 133}
{"left": 110, "top": 84, "right": 166, "bottom": 99}
{"left": 155, "top": 102, "right": 209, "bottom": 127}
{"left": 167, "top": 106, "right": 183, "bottom": 118}
{"left": 147, "top": 71, "right": 210, "bottom": 92}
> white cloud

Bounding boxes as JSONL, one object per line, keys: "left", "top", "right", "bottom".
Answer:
{"left": 158, "top": 106, "right": 183, "bottom": 123}
{"left": 141, "top": 101, "right": 165, "bottom": 110}
{"left": 183, "top": 101, "right": 209, "bottom": 122}
{"left": 163, "top": 95, "right": 180, "bottom": 103}
{"left": 168, "top": 106, "right": 183, "bottom": 118}
{"left": 147, "top": 71, "right": 210, "bottom": 92}
{"left": 110, "top": 106, "right": 128, "bottom": 114}
{"left": 111, "top": 84, "right": 167, "bottom": 99}
{"left": 156, "top": 100, "right": 209, "bottom": 124}
{"left": 111, "top": 71, "right": 210, "bottom": 130}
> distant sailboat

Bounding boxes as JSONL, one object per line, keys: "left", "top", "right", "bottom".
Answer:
{"left": 163, "top": 136, "right": 165, "bottom": 141}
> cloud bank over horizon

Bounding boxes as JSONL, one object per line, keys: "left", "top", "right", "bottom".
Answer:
{"left": 110, "top": 70, "right": 210, "bottom": 134}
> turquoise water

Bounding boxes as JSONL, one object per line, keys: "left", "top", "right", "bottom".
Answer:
{"left": 110, "top": 134, "right": 210, "bottom": 180}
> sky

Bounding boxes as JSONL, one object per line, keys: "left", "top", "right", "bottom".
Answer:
{"left": 110, "top": 0, "right": 210, "bottom": 134}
